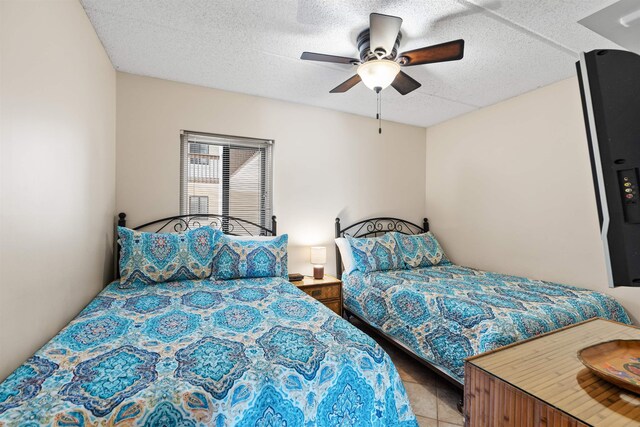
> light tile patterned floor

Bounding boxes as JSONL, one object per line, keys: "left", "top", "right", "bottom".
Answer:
{"left": 351, "top": 320, "right": 464, "bottom": 427}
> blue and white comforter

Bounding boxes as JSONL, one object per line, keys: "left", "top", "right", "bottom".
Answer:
{"left": 0, "top": 277, "right": 417, "bottom": 426}
{"left": 342, "top": 265, "right": 631, "bottom": 383}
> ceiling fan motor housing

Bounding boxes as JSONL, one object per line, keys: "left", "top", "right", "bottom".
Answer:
{"left": 357, "top": 29, "right": 402, "bottom": 62}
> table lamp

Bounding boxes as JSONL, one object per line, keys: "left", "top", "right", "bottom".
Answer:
{"left": 310, "top": 246, "right": 327, "bottom": 279}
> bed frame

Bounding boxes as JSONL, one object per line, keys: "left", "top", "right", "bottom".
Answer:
{"left": 118, "top": 212, "right": 277, "bottom": 235}
{"left": 335, "top": 216, "right": 464, "bottom": 392}
{"left": 115, "top": 212, "right": 277, "bottom": 277}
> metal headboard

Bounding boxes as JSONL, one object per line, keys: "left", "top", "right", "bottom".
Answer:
{"left": 118, "top": 212, "right": 277, "bottom": 235}
{"left": 335, "top": 217, "right": 428, "bottom": 278}
{"left": 114, "top": 212, "right": 277, "bottom": 278}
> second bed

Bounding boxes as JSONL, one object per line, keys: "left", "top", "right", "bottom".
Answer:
{"left": 336, "top": 217, "right": 631, "bottom": 387}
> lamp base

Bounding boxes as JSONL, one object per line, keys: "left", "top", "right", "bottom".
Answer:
{"left": 313, "top": 266, "right": 324, "bottom": 280}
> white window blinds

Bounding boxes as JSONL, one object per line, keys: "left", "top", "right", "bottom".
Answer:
{"left": 180, "top": 131, "right": 273, "bottom": 235}
{"left": 188, "top": 195, "right": 209, "bottom": 214}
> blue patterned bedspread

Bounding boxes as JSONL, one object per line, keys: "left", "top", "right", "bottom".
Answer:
{"left": 342, "top": 265, "right": 631, "bottom": 383}
{"left": 0, "top": 277, "right": 417, "bottom": 426}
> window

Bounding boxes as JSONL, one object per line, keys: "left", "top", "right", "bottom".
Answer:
{"left": 189, "top": 195, "right": 209, "bottom": 214}
{"left": 187, "top": 142, "right": 219, "bottom": 181}
{"left": 180, "top": 131, "right": 273, "bottom": 235}
{"left": 189, "top": 143, "right": 212, "bottom": 166}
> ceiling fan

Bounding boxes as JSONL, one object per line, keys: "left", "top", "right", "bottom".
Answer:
{"left": 300, "top": 13, "right": 465, "bottom": 95}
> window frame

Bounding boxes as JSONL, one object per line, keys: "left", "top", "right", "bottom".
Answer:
{"left": 180, "top": 131, "right": 274, "bottom": 232}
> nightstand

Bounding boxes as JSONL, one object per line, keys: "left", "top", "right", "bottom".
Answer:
{"left": 293, "top": 275, "right": 342, "bottom": 316}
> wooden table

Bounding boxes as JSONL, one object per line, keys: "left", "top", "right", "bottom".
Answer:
{"left": 465, "top": 318, "right": 640, "bottom": 427}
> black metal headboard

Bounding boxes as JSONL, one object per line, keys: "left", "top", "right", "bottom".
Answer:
{"left": 335, "top": 217, "right": 428, "bottom": 278}
{"left": 118, "top": 212, "right": 277, "bottom": 235}
{"left": 115, "top": 212, "right": 277, "bottom": 278}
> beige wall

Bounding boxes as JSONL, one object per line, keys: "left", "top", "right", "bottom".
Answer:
{"left": 116, "top": 72, "right": 426, "bottom": 275}
{"left": 0, "top": 0, "right": 116, "bottom": 379}
{"left": 426, "top": 77, "right": 639, "bottom": 323}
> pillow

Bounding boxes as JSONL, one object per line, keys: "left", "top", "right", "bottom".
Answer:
{"left": 213, "top": 234, "right": 288, "bottom": 280}
{"left": 335, "top": 237, "right": 356, "bottom": 275}
{"left": 346, "top": 233, "right": 405, "bottom": 273}
{"left": 118, "top": 226, "right": 219, "bottom": 288}
{"left": 392, "top": 231, "right": 450, "bottom": 268}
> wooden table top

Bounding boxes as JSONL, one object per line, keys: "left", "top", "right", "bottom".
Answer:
{"left": 467, "top": 318, "right": 640, "bottom": 427}
{"left": 291, "top": 275, "right": 341, "bottom": 288}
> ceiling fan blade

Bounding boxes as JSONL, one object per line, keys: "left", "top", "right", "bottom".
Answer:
{"left": 300, "top": 52, "right": 359, "bottom": 64}
{"left": 329, "top": 74, "right": 362, "bottom": 93}
{"left": 399, "top": 39, "right": 464, "bottom": 66}
{"left": 369, "top": 13, "right": 402, "bottom": 57}
{"left": 391, "top": 71, "right": 421, "bottom": 95}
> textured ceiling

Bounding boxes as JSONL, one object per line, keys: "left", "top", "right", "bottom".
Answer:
{"left": 80, "top": 0, "right": 623, "bottom": 127}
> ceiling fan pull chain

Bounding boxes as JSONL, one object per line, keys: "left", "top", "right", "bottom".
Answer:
{"left": 378, "top": 89, "right": 382, "bottom": 134}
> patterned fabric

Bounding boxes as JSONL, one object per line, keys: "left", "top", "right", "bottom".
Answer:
{"left": 118, "top": 226, "right": 219, "bottom": 288}
{"left": 392, "top": 232, "right": 450, "bottom": 268}
{"left": 0, "top": 277, "right": 417, "bottom": 426}
{"left": 346, "top": 234, "right": 405, "bottom": 273}
{"left": 0, "top": 356, "right": 57, "bottom": 415}
{"left": 213, "top": 234, "right": 288, "bottom": 280}
{"left": 342, "top": 265, "right": 631, "bottom": 383}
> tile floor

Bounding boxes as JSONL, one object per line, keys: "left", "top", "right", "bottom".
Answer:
{"left": 351, "top": 320, "right": 464, "bottom": 427}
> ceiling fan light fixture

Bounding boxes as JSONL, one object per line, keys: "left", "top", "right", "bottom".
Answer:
{"left": 357, "top": 59, "right": 401, "bottom": 91}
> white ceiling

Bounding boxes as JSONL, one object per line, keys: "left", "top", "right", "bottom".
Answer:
{"left": 80, "top": 0, "right": 623, "bottom": 128}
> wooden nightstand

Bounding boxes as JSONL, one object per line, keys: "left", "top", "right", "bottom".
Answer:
{"left": 292, "top": 275, "right": 342, "bottom": 316}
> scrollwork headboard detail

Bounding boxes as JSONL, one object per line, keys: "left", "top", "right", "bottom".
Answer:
{"left": 334, "top": 217, "right": 428, "bottom": 279}
{"left": 118, "top": 212, "right": 277, "bottom": 236}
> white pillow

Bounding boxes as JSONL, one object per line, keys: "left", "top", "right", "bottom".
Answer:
{"left": 335, "top": 237, "right": 356, "bottom": 274}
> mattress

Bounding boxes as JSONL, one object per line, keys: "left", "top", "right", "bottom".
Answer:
{"left": 0, "top": 277, "right": 417, "bottom": 426}
{"left": 342, "top": 265, "right": 631, "bottom": 383}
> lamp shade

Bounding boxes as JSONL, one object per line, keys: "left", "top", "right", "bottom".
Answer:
{"left": 310, "top": 246, "right": 327, "bottom": 265}
{"left": 357, "top": 59, "right": 401, "bottom": 91}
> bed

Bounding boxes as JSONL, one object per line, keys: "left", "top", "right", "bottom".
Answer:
{"left": 335, "top": 217, "right": 631, "bottom": 389}
{"left": 0, "top": 214, "right": 417, "bottom": 426}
